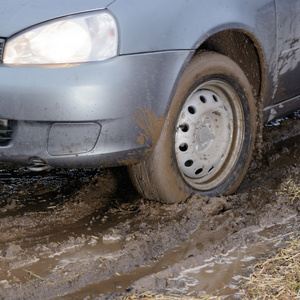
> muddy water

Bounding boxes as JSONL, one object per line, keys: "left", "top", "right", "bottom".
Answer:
{"left": 167, "top": 218, "right": 299, "bottom": 298}
{"left": 0, "top": 114, "right": 299, "bottom": 300}
{"left": 64, "top": 216, "right": 299, "bottom": 299}
{"left": 63, "top": 224, "right": 230, "bottom": 298}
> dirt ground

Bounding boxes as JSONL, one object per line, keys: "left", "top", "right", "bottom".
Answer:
{"left": 0, "top": 113, "right": 299, "bottom": 300}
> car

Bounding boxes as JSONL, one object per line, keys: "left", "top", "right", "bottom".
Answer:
{"left": 0, "top": 0, "right": 299, "bottom": 203}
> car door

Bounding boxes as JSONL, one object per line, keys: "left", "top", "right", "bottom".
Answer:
{"left": 273, "top": 0, "right": 300, "bottom": 103}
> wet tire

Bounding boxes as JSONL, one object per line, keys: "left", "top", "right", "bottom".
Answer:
{"left": 128, "top": 52, "right": 257, "bottom": 203}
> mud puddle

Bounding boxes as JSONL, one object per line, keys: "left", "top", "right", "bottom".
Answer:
{"left": 165, "top": 218, "right": 299, "bottom": 298}
{"left": 65, "top": 215, "right": 299, "bottom": 299}
{"left": 0, "top": 114, "right": 299, "bottom": 300}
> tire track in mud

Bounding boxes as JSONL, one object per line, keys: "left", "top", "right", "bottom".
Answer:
{"left": 0, "top": 116, "right": 299, "bottom": 299}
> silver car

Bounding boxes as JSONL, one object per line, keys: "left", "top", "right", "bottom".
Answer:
{"left": 0, "top": 0, "right": 299, "bottom": 203}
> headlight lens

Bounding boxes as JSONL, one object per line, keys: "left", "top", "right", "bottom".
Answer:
{"left": 3, "top": 11, "right": 118, "bottom": 64}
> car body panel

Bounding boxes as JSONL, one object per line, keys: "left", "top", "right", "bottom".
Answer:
{"left": 110, "top": 0, "right": 274, "bottom": 53}
{"left": 272, "top": 0, "right": 300, "bottom": 103}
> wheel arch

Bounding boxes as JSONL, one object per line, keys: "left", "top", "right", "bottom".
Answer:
{"left": 196, "top": 29, "right": 266, "bottom": 102}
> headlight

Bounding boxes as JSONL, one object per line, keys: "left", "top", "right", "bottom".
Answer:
{"left": 3, "top": 11, "right": 118, "bottom": 64}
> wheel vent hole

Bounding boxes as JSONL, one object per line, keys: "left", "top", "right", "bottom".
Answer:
{"left": 179, "top": 123, "right": 189, "bottom": 132}
{"left": 213, "top": 95, "right": 218, "bottom": 102}
{"left": 179, "top": 143, "right": 188, "bottom": 152}
{"left": 185, "top": 160, "right": 193, "bottom": 167}
{"left": 208, "top": 166, "right": 214, "bottom": 173}
{"left": 188, "top": 106, "right": 196, "bottom": 114}
{"left": 200, "top": 95, "right": 207, "bottom": 103}
{"left": 195, "top": 168, "right": 203, "bottom": 175}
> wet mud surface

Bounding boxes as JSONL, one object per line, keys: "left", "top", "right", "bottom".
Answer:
{"left": 0, "top": 114, "right": 299, "bottom": 300}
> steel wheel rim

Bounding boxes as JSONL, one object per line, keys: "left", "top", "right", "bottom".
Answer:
{"left": 175, "top": 79, "right": 244, "bottom": 191}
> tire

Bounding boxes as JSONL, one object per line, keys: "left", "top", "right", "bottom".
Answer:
{"left": 128, "top": 52, "right": 257, "bottom": 203}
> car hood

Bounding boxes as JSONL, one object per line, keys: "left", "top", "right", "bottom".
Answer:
{"left": 0, "top": 0, "right": 115, "bottom": 37}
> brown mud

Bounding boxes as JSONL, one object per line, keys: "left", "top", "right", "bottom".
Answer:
{"left": 0, "top": 113, "right": 299, "bottom": 300}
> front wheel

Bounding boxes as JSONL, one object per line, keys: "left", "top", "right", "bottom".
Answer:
{"left": 128, "top": 52, "right": 257, "bottom": 203}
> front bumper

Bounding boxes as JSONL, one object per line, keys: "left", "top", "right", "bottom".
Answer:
{"left": 0, "top": 50, "right": 192, "bottom": 168}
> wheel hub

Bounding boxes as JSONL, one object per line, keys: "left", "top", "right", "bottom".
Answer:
{"left": 196, "top": 117, "right": 213, "bottom": 150}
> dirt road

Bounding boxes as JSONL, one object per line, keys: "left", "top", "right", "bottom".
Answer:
{"left": 0, "top": 114, "right": 299, "bottom": 300}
